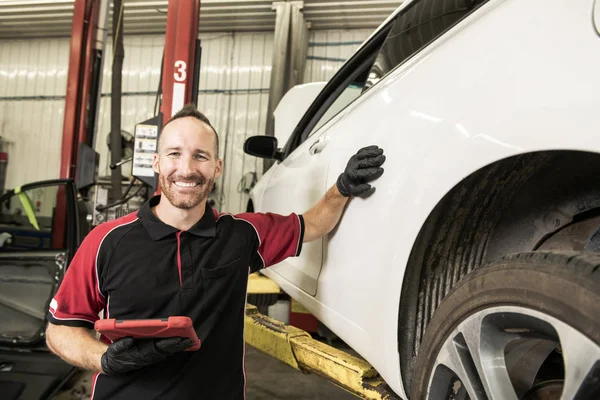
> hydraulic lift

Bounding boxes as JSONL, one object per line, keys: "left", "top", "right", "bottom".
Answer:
{"left": 245, "top": 276, "right": 400, "bottom": 400}
{"left": 1, "top": 0, "right": 400, "bottom": 399}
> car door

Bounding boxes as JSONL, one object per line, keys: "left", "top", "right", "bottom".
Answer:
{"left": 259, "top": 25, "right": 392, "bottom": 296}
{"left": 258, "top": 126, "right": 332, "bottom": 296}
{"left": 0, "top": 179, "right": 80, "bottom": 400}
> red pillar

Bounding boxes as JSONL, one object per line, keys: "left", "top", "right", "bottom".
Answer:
{"left": 56, "top": 0, "right": 99, "bottom": 247}
{"left": 156, "top": 0, "right": 199, "bottom": 195}
{"left": 161, "top": 0, "right": 200, "bottom": 123}
{"left": 60, "top": 0, "right": 88, "bottom": 180}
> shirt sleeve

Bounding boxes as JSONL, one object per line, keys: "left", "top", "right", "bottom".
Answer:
{"left": 234, "top": 212, "right": 305, "bottom": 272}
{"left": 47, "top": 227, "right": 109, "bottom": 329}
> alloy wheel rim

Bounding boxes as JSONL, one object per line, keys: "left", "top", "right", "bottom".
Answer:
{"left": 426, "top": 306, "right": 600, "bottom": 400}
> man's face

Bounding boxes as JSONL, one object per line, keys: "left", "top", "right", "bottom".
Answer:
{"left": 152, "top": 117, "right": 222, "bottom": 210}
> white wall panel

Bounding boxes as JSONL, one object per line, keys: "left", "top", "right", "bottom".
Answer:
{"left": 215, "top": 33, "right": 272, "bottom": 214}
{"left": 0, "top": 38, "right": 69, "bottom": 191}
{"left": 304, "top": 29, "right": 372, "bottom": 83}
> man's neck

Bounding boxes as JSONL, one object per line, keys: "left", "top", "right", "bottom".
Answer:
{"left": 153, "top": 197, "right": 206, "bottom": 231}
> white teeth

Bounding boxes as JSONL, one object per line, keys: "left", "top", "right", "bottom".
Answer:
{"left": 174, "top": 181, "right": 198, "bottom": 187}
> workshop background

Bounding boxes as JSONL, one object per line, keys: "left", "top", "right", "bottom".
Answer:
{"left": 0, "top": 0, "right": 399, "bottom": 214}
{"left": 0, "top": 3, "right": 401, "bottom": 398}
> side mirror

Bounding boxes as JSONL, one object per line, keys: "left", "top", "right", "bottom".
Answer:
{"left": 243, "top": 136, "right": 282, "bottom": 161}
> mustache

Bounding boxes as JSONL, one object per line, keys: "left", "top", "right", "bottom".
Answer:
{"left": 168, "top": 174, "right": 208, "bottom": 185}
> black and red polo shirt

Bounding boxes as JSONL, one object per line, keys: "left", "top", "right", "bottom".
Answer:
{"left": 47, "top": 195, "right": 304, "bottom": 400}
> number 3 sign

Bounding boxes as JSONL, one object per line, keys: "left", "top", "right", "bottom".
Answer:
{"left": 174, "top": 60, "right": 187, "bottom": 82}
{"left": 172, "top": 60, "right": 187, "bottom": 116}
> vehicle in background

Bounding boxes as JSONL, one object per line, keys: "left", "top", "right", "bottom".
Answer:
{"left": 0, "top": 180, "right": 80, "bottom": 400}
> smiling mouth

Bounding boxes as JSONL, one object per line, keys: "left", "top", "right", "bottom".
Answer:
{"left": 174, "top": 181, "right": 200, "bottom": 188}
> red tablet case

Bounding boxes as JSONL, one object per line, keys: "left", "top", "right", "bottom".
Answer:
{"left": 94, "top": 316, "right": 201, "bottom": 351}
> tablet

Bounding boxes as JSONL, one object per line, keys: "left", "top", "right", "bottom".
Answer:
{"left": 94, "top": 316, "right": 201, "bottom": 351}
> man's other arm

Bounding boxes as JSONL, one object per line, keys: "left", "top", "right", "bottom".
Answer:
{"left": 46, "top": 322, "right": 193, "bottom": 375}
{"left": 46, "top": 323, "right": 107, "bottom": 372}
{"left": 302, "top": 145, "right": 385, "bottom": 243}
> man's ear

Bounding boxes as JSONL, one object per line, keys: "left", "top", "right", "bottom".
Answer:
{"left": 152, "top": 153, "right": 160, "bottom": 174}
{"left": 214, "top": 159, "right": 223, "bottom": 179}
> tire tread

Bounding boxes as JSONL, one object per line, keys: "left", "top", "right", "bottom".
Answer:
{"left": 494, "top": 251, "right": 600, "bottom": 278}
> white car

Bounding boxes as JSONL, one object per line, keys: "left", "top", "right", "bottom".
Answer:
{"left": 243, "top": 0, "right": 600, "bottom": 399}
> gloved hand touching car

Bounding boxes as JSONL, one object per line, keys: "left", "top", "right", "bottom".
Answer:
{"left": 336, "top": 145, "right": 386, "bottom": 197}
{"left": 101, "top": 336, "right": 192, "bottom": 375}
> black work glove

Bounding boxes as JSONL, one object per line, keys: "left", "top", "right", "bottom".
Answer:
{"left": 336, "top": 145, "right": 386, "bottom": 197}
{"left": 101, "top": 337, "right": 192, "bottom": 375}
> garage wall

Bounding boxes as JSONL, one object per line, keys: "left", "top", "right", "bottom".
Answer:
{"left": 0, "top": 28, "right": 371, "bottom": 214}
{"left": 0, "top": 38, "right": 69, "bottom": 191}
{"left": 304, "top": 29, "right": 372, "bottom": 83}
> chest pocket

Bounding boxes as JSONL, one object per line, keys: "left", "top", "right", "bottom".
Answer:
{"left": 196, "top": 258, "right": 243, "bottom": 340}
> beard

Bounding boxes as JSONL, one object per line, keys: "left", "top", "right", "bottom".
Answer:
{"left": 159, "top": 172, "right": 215, "bottom": 210}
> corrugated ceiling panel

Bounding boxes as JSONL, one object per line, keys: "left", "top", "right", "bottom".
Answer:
{"left": 304, "top": 29, "right": 372, "bottom": 83}
{"left": 0, "top": 38, "right": 69, "bottom": 191}
{"left": 0, "top": 1, "right": 402, "bottom": 39}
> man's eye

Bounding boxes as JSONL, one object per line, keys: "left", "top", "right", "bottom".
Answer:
{"left": 168, "top": 152, "right": 180, "bottom": 157}
{"left": 194, "top": 154, "right": 207, "bottom": 160}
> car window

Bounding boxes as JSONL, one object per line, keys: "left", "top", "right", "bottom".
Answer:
{"left": 365, "top": 0, "right": 489, "bottom": 89}
{"left": 305, "top": 70, "right": 370, "bottom": 139}
{"left": 0, "top": 184, "right": 64, "bottom": 251}
{"left": 283, "top": 26, "right": 392, "bottom": 155}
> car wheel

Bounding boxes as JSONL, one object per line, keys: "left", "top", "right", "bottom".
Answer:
{"left": 410, "top": 251, "right": 600, "bottom": 400}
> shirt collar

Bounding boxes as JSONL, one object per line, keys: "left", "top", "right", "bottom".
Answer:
{"left": 137, "top": 195, "right": 217, "bottom": 241}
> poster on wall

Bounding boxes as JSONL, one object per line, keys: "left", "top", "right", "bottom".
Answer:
{"left": 132, "top": 123, "right": 158, "bottom": 178}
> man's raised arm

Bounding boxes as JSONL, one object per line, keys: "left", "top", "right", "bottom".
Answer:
{"left": 302, "top": 145, "right": 385, "bottom": 243}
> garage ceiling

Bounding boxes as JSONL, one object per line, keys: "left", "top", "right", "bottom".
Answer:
{"left": 0, "top": 0, "right": 403, "bottom": 39}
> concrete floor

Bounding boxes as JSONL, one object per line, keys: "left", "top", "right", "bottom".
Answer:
{"left": 52, "top": 345, "right": 356, "bottom": 400}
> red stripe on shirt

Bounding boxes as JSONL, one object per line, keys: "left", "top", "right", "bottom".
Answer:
{"left": 176, "top": 231, "right": 183, "bottom": 286}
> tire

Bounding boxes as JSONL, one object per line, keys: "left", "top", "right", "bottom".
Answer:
{"left": 410, "top": 251, "right": 600, "bottom": 400}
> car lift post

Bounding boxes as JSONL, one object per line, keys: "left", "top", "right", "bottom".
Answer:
{"left": 60, "top": 0, "right": 100, "bottom": 180}
{"left": 161, "top": 0, "right": 200, "bottom": 122}
{"left": 56, "top": 0, "right": 108, "bottom": 247}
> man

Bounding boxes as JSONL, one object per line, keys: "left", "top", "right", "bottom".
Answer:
{"left": 45, "top": 104, "right": 385, "bottom": 399}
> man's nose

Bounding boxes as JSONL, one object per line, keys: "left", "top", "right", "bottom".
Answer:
{"left": 178, "top": 155, "right": 194, "bottom": 175}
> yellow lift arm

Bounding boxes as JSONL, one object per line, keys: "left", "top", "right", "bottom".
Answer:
{"left": 245, "top": 274, "right": 402, "bottom": 400}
